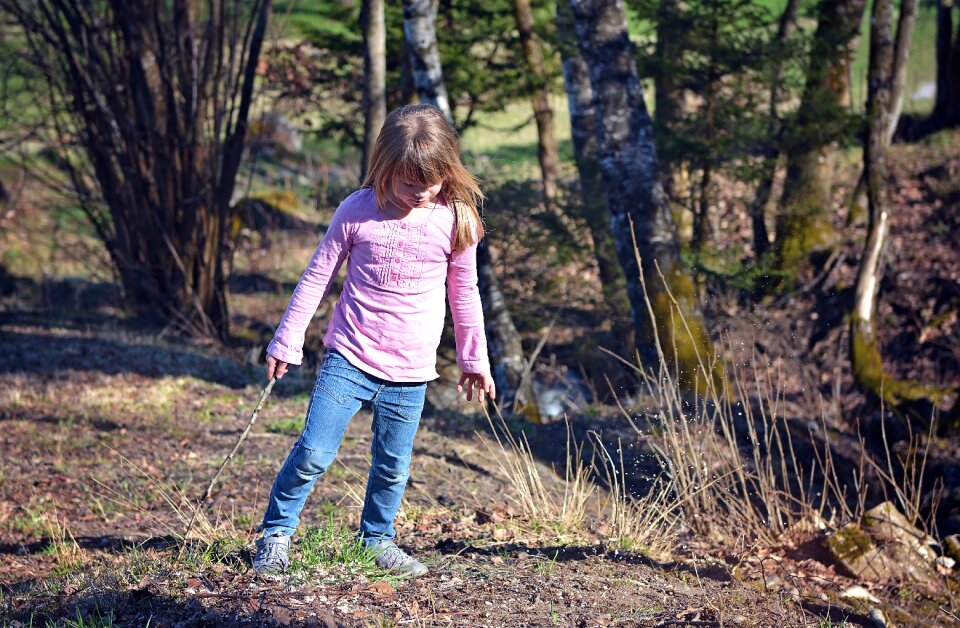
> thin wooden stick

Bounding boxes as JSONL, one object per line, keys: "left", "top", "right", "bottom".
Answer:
{"left": 178, "top": 377, "right": 277, "bottom": 558}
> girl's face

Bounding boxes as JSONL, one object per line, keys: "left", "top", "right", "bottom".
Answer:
{"left": 393, "top": 178, "right": 443, "bottom": 210}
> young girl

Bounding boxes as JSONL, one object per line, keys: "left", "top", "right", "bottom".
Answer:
{"left": 253, "top": 104, "right": 495, "bottom": 578}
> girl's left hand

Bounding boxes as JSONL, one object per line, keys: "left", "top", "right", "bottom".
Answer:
{"left": 457, "top": 371, "right": 496, "bottom": 403}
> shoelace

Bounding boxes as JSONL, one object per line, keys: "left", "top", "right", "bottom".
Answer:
{"left": 260, "top": 541, "right": 288, "bottom": 567}
{"left": 376, "top": 544, "right": 411, "bottom": 569}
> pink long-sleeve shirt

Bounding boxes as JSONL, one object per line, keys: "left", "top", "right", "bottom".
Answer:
{"left": 266, "top": 188, "right": 489, "bottom": 382}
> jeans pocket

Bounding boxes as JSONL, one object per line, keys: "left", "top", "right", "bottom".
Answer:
{"left": 394, "top": 384, "right": 427, "bottom": 422}
{"left": 312, "top": 351, "right": 365, "bottom": 408}
{"left": 314, "top": 376, "right": 349, "bottom": 406}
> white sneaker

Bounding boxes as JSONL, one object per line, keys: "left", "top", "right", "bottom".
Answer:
{"left": 368, "top": 540, "right": 428, "bottom": 577}
{"left": 253, "top": 534, "right": 290, "bottom": 575}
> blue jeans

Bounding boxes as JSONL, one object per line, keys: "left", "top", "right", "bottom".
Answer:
{"left": 260, "top": 350, "right": 427, "bottom": 546}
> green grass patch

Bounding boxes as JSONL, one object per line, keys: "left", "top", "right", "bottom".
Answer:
{"left": 265, "top": 417, "right": 304, "bottom": 435}
{"left": 288, "top": 516, "right": 407, "bottom": 587}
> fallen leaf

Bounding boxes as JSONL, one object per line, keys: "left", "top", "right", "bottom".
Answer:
{"left": 369, "top": 580, "right": 395, "bottom": 598}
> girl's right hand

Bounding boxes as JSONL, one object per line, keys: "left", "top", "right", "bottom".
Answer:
{"left": 266, "top": 356, "right": 289, "bottom": 380}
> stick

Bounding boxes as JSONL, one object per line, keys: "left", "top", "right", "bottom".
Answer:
{"left": 178, "top": 377, "right": 277, "bottom": 558}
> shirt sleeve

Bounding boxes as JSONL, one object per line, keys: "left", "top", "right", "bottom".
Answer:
{"left": 266, "top": 199, "right": 354, "bottom": 365}
{"left": 447, "top": 238, "right": 490, "bottom": 374}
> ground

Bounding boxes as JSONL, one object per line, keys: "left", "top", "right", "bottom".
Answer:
{"left": 1, "top": 127, "right": 959, "bottom": 626}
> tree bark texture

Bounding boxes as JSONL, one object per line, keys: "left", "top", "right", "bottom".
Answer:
{"left": 512, "top": 0, "right": 561, "bottom": 213}
{"left": 885, "top": 0, "right": 919, "bottom": 144}
{"left": 402, "top": 0, "right": 453, "bottom": 126}
{"left": 569, "top": 0, "right": 720, "bottom": 392}
{"left": 7, "top": 0, "right": 272, "bottom": 341}
{"left": 476, "top": 240, "right": 538, "bottom": 417}
{"left": 747, "top": 0, "right": 800, "bottom": 260}
{"left": 555, "top": 0, "right": 633, "bottom": 345}
{"left": 402, "top": 0, "right": 537, "bottom": 417}
{"left": 851, "top": 0, "right": 944, "bottom": 417}
{"left": 361, "top": 0, "right": 387, "bottom": 182}
{"left": 774, "top": 0, "right": 868, "bottom": 276}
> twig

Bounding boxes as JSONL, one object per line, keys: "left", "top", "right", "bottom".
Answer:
{"left": 512, "top": 311, "right": 558, "bottom": 414}
{"left": 940, "top": 606, "right": 960, "bottom": 623}
{"left": 178, "top": 378, "right": 277, "bottom": 558}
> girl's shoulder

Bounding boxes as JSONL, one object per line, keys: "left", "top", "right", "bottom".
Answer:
{"left": 336, "top": 188, "right": 378, "bottom": 218}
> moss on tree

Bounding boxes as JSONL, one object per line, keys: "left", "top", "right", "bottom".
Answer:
{"left": 851, "top": 321, "right": 949, "bottom": 412}
{"left": 644, "top": 264, "right": 725, "bottom": 395}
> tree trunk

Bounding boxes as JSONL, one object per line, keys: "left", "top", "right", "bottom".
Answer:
{"left": 747, "top": 0, "right": 800, "bottom": 260}
{"left": 570, "top": 0, "right": 721, "bottom": 392}
{"left": 886, "top": 0, "right": 919, "bottom": 144}
{"left": 654, "top": 0, "right": 685, "bottom": 199}
{"left": 8, "top": 0, "right": 272, "bottom": 341}
{"left": 774, "top": 0, "right": 868, "bottom": 277}
{"left": 512, "top": 0, "right": 561, "bottom": 213}
{"left": 851, "top": 0, "right": 944, "bottom": 420}
{"left": 361, "top": 0, "right": 387, "bottom": 182}
{"left": 932, "top": 2, "right": 960, "bottom": 128}
{"left": 476, "top": 241, "right": 538, "bottom": 417}
{"left": 933, "top": 1, "right": 954, "bottom": 125}
{"left": 693, "top": 0, "right": 720, "bottom": 252}
{"left": 555, "top": 0, "right": 633, "bottom": 345}
{"left": 402, "top": 0, "right": 453, "bottom": 125}
{"left": 402, "top": 0, "right": 538, "bottom": 418}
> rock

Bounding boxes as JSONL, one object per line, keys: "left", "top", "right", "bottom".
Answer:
{"left": 860, "top": 501, "right": 941, "bottom": 588}
{"left": 826, "top": 523, "right": 897, "bottom": 581}
{"left": 840, "top": 584, "right": 881, "bottom": 604}
{"left": 935, "top": 555, "right": 956, "bottom": 569}
{"left": 862, "top": 501, "right": 929, "bottom": 548}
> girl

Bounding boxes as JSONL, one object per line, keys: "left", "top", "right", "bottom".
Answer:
{"left": 253, "top": 104, "right": 495, "bottom": 578}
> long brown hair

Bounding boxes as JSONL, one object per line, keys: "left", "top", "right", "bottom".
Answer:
{"left": 362, "top": 104, "right": 484, "bottom": 252}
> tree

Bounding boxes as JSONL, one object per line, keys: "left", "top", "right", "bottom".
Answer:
{"left": 5, "top": 0, "right": 272, "bottom": 341}
{"left": 262, "top": 1, "right": 532, "bottom": 151}
{"left": 361, "top": 0, "right": 388, "bottom": 181}
{"left": 512, "top": 0, "right": 561, "bottom": 212}
{"left": 631, "top": 0, "right": 790, "bottom": 257}
{"left": 774, "top": 0, "right": 867, "bottom": 277}
{"left": 932, "top": 0, "right": 960, "bottom": 128}
{"left": 555, "top": 0, "right": 633, "bottom": 344}
{"left": 747, "top": 0, "right": 800, "bottom": 260}
{"left": 570, "top": 0, "right": 720, "bottom": 391}
{"left": 851, "top": 0, "right": 947, "bottom": 425}
{"left": 403, "top": 0, "right": 453, "bottom": 125}
{"left": 652, "top": 0, "right": 687, "bottom": 200}
{"left": 401, "top": 0, "right": 538, "bottom": 417}
{"left": 886, "top": 0, "right": 919, "bottom": 144}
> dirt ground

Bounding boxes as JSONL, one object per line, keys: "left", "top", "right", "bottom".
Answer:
{"left": 1, "top": 131, "right": 959, "bottom": 626}
{"left": 0, "top": 337, "right": 880, "bottom": 626}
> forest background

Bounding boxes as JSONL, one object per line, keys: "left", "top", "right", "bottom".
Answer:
{"left": 0, "top": 0, "right": 958, "bottom": 625}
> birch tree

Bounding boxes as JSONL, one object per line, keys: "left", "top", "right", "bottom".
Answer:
{"left": 401, "top": 0, "right": 538, "bottom": 417}
{"left": 402, "top": 0, "right": 453, "bottom": 125}
{"left": 569, "top": 0, "right": 719, "bottom": 391}
{"left": 555, "top": 0, "right": 632, "bottom": 344}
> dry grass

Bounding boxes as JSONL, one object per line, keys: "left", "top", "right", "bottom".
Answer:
{"left": 608, "top": 245, "right": 940, "bottom": 547}
{"left": 480, "top": 407, "right": 595, "bottom": 538}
